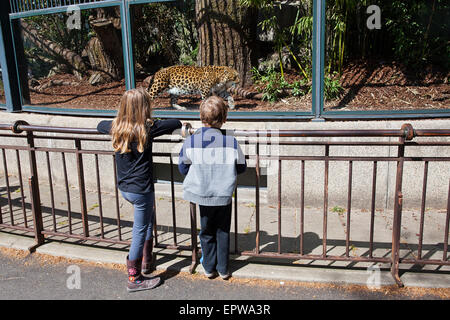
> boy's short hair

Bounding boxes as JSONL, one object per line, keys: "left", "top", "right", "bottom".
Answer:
{"left": 200, "top": 96, "right": 228, "bottom": 128}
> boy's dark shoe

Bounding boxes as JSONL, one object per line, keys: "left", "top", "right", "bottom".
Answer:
{"left": 219, "top": 271, "right": 231, "bottom": 280}
{"left": 127, "top": 256, "right": 161, "bottom": 292}
{"left": 141, "top": 239, "right": 155, "bottom": 275}
{"left": 204, "top": 270, "right": 218, "bottom": 279}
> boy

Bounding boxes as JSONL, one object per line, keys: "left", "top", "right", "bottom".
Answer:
{"left": 178, "top": 96, "right": 246, "bottom": 279}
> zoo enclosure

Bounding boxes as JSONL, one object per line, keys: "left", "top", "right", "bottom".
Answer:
{"left": 0, "top": 120, "right": 449, "bottom": 287}
{"left": 0, "top": 0, "right": 448, "bottom": 120}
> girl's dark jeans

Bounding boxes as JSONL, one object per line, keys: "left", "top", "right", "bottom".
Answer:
{"left": 121, "top": 190, "right": 155, "bottom": 261}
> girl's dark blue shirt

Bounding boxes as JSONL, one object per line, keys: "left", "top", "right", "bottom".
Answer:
{"left": 97, "top": 119, "right": 182, "bottom": 194}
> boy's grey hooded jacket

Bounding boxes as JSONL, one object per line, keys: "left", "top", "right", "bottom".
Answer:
{"left": 178, "top": 127, "right": 247, "bottom": 206}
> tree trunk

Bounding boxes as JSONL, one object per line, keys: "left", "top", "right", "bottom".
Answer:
{"left": 20, "top": 20, "right": 87, "bottom": 80}
{"left": 87, "top": 7, "right": 124, "bottom": 84}
{"left": 196, "top": 0, "right": 257, "bottom": 86}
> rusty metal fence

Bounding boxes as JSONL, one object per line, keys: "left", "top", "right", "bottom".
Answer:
{"left": 0, "top": 121, "right": 449, "bottom": 286}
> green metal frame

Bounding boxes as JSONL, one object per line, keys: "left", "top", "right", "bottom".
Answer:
{"left": 312, "top": 0, "right": 325, "bottom": 121}
{"left": 1, "top": 0, "right": 449, "bottom": 120}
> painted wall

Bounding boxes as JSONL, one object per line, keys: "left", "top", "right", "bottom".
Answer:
{"left": 0, "top": 112, "right": 448, "bottom": 211}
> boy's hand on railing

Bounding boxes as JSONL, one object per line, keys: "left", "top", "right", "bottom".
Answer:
{"left": 181, "top": 122, "right": 193, "bottom": 138}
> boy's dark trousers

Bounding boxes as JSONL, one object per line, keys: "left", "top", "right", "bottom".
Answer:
{"left": 199, "top": 203, "right": 232, "bottom": 275}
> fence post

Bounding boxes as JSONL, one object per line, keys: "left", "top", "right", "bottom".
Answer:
{"left": 25, "top": 128, "right": 44, "bottom": 246}
{"left": 75, "top": 139, "right": 89, "bottom": 238}
{"left": 390, "top": 124, "right": 414, "bottom": 287}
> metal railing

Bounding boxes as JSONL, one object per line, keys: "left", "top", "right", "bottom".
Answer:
{"left": 0, "top": 121, "right": 449, "bottom": 286}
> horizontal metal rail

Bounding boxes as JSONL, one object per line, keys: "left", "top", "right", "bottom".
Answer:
{"left": 0, "top": 120, "right": 449, "bottom": 286}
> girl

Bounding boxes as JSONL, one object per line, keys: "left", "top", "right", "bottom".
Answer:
{"left": 97, "top": 87, "right": 181, "bottom": 292}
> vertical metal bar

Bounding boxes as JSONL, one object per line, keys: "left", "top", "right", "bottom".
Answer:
{"left": 369, "top": 161, "right": 377, "bottom": 258}
{"left": 75, "top": 139, "right": 89, "bottom": 237}
{"left": 417, "top": 161, "right": 428, "bottom": 260}
{"left": 345, "top": 161, "right": 353, "bottom": 257}
{"left": 322, "top": 145, "right": 329, "bottom": 257}
{"left": 153, "top": 192, "right": 158, "bottom": 246}
{"left": 277, "top": 159, "right": 282, "bottom": 254}
{"left": 2, "top": 148, "right": 14, "bottom": 225}
{"left": 26, "top": 130, "right": 44, "bottom": 245}
{"left": 189, "top": 202, "right": 198, "bottom": 273}
{"left": 443, "top": 179, "right": 450, "bottom": 261}
{"left": 45, "top": 151, "right": 57, "bottom": 232}
{"left": 0, "top": 186, "right": 2, "bottom": 224}
{"left": 300, "top": 160, "right": 305, "bottom": 255}
{"left": 15, "top": 150, "right": 27, "bottom": 228}
{"left": 234, "top": 185, "right": 238, "bottom": 254}
{"left": 28, "top": 176, "right": 44, "bottom": 245}
{"left": 255, "top": 142, "right": 260, "bottom": 254}
{"left": 94, "top": 154, "right": 104, "bottom": 238}
{"left": 312, "top": 0, "right": 325, "bottom": 121}
{"left": 112, "top": 154, "right": 122, "bottom": 241}
{"left": 391, "top": 137, "right": 405, "bottom": 287}
{"left": 61, "top": 152, "right": 72, "bottom": 234}
{"left": 169, "top": 155, "right": 177, "bottom": 245}
{"left": 0, "top": 181, "right": 2, "bottom": 224}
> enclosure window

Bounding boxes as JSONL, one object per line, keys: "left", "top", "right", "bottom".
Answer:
{"left": 323, "top": 1, "right": 449, "bottom": 114}
{"left": 17, "top": 5, "right": 126, "bottom": 111}
{"left": 1, "top": 0, "right": 449, "bottom": 119}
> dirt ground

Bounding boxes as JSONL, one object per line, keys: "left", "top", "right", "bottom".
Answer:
{"left": 1, "top": 61, "right": 449, "bottom": 112}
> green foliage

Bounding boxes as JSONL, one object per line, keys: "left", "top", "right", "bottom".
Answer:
{"left": 324, "top": 73, "right": 344, "bottom": 101}
{"left": 25, "top": 11, "right": 91, "bottom": 57}
{"left": 252, "top": 67, "right": 342, "bottom": 102}
{"left": 252, "top": 67, "right": 290, "bottom": 102}
{"left": 290, "top": 78, "right": 311, "bottom": 98}
{"left": 331, "top": 206, "right": 346, "bottom": 214}
{"left": 24, "top": 10, "right": 92, "bottom": 78}
{"left": 383, "top": 0, "right": 450, "bottom": 68}
{"left": 241, "top": 0, "right": 312, "bottom": 80}
{"left": 133, "top": 1, "right": 198, "bottom": 72}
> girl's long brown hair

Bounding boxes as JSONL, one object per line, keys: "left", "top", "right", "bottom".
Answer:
{"left": 111, "top": 87, "right": 153, "bottom": 154}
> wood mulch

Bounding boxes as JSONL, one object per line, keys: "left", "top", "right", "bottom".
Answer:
{"left": 1, "top": 60, "right": 448, "bottom": 113}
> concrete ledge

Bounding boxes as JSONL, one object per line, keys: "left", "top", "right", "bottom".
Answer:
{"left": 0, "top": 231, "right": 36, "bottom": 251}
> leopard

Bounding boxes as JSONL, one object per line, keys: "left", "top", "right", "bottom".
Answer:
{"left": 146, "top": 65, "right": 240, "bottom": 110}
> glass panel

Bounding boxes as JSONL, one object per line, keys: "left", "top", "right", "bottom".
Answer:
{"left": 130, "top": 1, "right": 314, "bottom": 114}
{"left": 19, "top": 6, "right": 126, "bottom": 110}
{"left": 324, "top": 1, "right": 449, "bottom": 113}
{"left": 130, "top": 1, "right": 196, "bottom": 111}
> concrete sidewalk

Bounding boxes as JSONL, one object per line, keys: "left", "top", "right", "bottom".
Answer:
{"left": 0, "top": 175, "right": 449, "bottom": 289}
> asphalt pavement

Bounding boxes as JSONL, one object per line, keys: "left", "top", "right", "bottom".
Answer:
{"left": 0, "top": 246, "right": 448, "bottom": 302}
